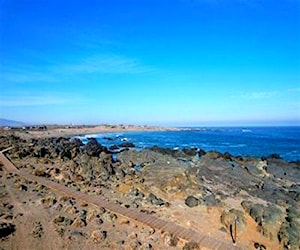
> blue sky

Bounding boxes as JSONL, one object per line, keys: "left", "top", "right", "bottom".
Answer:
{"left": 0, "top": 0, "right": 299, "bottom": 126}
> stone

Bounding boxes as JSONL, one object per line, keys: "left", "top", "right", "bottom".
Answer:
{"left": 53, "top": 215, "right": 65, "bottom": 224}
{"left": 119, "top": 142, "right": 135, "bottom": 148}
{"left": 182, "top": 148, "right": 197, "bottom": 156}
{"left": 33, "top": 167, "right": 50, "bottom": 177}
{"left": 220, "top": 209, "right": 247, "bottom": 232}
{"left": 198, "top": 149, "right": 206, "bottom": 157}
{"left": 129, "top": 240, "right": 142, "bottom": 249}
{"left": 185, "top": 196, "right": 199, "bottom": 207}
{"left": 204, "top": 194, "right": 219, "bottom": 206}
{"left": 141, "top": 243, "right": 152, "bottom": 249}
{"left": 69, "top": 230, "right": 84, "bottom": 239}
{"left": 150, "top": 146, "right": 186, "bottom": 158}
{"left": 205, "top": 151, "right": 223, "bottom": 159}
{"left": 164, "top": 233, "right": 178, "bottom": 247}
{"left": 16, "top": 184, "right": 28, "bottom": 191}
{"left": 223, "top": 152, "right": 233, "bottom": 160}
{"left": 147, "top": 193, "right": 165, "bottom": 206}
{"left": 254, "top": 242, "right": 266, "bottom": 250}
{"left": 183, "top": 242, "right": 201, "bottom": 250}
{"left": 103, "top": 137, "right": 114, "bottom": 141}
{"left": 242, "top": 201, "right": 284, "bottom": 241}
{"left": 109, "top": 145, "right": 120, "bottom": 150}
{"left": 129, "top": 188, "right": 145, "bottom": 199}
{"left": 55, "top": 227, "right": 65, "bottom": 237}
{"left": 31, "top": 221, "right": 43, "bottom": 238}
{"left": 71, "top": 217, "right": 87, "bottom": 228}
{"left": 84, "top": 138, "right": 107, "bottom": 157}
{"left": 255, "top": 160, "right": 269, "bottom": 177}
{"left": 103, "top": 212, "right": 118, "bottom": 223}
{"left": 91, "top": 229, "right": 107, "bottom": 243}
{"left": 241, "top": 201, "right": 264, "bottom": 224}
{"left": 278, "top": 205, "right": 300, "bottom": 250}
{"left": 86, "top": 208, "right": 99, "bottom": 222}
{"left": 0, "top": 222, "right": 15, "bottom": 238}
{"left": 119, "top": 218, "right": 130, "bottom": 225}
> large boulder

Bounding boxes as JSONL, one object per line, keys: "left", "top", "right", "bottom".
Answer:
{"left": 84, "top": 138, "right": 107, "bottom": 157}
{"left": 185, "top": 196, "right": 199, "bottom": 207}
{"left": 278, "top": 205, "right": 300, "bottom": 250}
{"left": 241, "top": 201, "right": 284, "bottom": 240}
{"left": 147, "top": 193, "right": 164, "bottom": 206}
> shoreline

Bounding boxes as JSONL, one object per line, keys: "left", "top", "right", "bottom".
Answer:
{"left": 0, "top": 132, "right": 299, "bottom": 249}
{"left": 2, "top": 125, "right": 298, "bottom": 162}
{"left": 1, "top": 124, "right": 180, "bottom": 139}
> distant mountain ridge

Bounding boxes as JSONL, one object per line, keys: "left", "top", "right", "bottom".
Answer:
{"left": 0, "top": 118, "right": 26, "bottom": 127}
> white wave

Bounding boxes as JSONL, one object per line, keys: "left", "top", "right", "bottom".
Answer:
{"left": 242, "top": 129, "right": 252, "bottom": 133}
{"left": 229, "top": 144, "right": 246, "bottom": 148}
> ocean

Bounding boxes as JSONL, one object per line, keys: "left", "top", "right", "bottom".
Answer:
{"left": 76, "top": 127, "right": 300, "bottom": 162}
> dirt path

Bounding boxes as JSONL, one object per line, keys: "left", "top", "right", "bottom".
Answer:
{"left": 0, "top": 151, "right": 243, "bottom": 250}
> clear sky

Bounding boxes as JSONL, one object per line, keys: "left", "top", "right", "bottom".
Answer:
{"left": 0, "top": 0, "right": 299, "bottom": 126}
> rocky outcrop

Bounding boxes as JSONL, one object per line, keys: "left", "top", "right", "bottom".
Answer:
{"left": 150, "top": 146, "right": 186, "bottom": 158}
{"left": 84, "top": 138, "right": 107, "bottom": 157}
{"left": 2, "top": 134, "right": 299, "bottom": 249}
{"left": 241, "top": 201, "right": 284, "bottom": 241}
{"left": 278, "top": 205, "right": 300, "bottom": 250}
{"left": 220, "top": 209, "right": 247, "bottom": 233}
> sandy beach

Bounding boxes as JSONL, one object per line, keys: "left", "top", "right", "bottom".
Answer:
{"left": 1, "top": 124, "right": 180, "bottom": 139}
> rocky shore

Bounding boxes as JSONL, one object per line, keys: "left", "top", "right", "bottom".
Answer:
{"left": 0, "top": 132, "right": 299, "bottom": 249}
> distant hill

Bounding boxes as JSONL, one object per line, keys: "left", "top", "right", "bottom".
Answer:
{"left": 0, "top": 118, "right": 26, "bottom": 127}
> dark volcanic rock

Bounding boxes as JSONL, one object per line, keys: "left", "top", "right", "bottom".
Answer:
{"left": 71, "top": 138, "right": 84, "bottom": 147}
{"left": 103, "top": 137, "right": 114, "bottom": 141}
{"left": 119, "top": 142, "right": 135, "bottom": 148}
{"left": 0, "top": 223, "right": 15, "bottom": 238}
{"left": 129, "top": 188, "right": 145, "bottom": 199}
{"left": 183, "top": 242, "right": 200, "bottom": 250}
{"left": 198, "top": 149, "right": 206, "bottom": 157}
{"left": 150, "top": 146, "right": 186, "bottom": 158}
{"left": 185, "top": 196, "right": 199, "bottom": 207}
{"left": 109, "top": 145, "right": 120, "bottom": 151}
{"left": 147, "top": 193, "right": 164, "bottom": 206}
{"left": 84, "top": 138, "right": 107, "bottom": 157}
{"left": 204, "top": 194, "right": 219, "bottom": 206}
{"left": 182, "top": 148, "right": 197, "bottom": 156}
{"left": 288, "top": 184, "right": 300, "bottom": 202}
{"left": 31, "top": 221, "right": 43, "bottom": 238}
{"left": 241, "top": 201, "right": 284, "bottom": 240}
{"left": 278, "top": 205, "right": 300, "bottom": 250}
{"left": 223, "top": 152, "right": 233, "bottom": 160}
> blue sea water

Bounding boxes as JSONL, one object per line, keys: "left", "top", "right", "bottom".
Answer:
{"left": 77, "top": 127, "right": 300, "bottom": 162}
